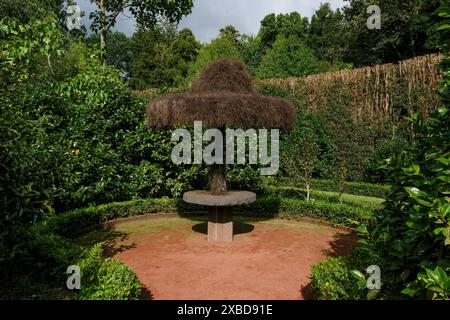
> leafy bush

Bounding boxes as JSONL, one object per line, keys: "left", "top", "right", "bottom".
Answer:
{"left": 18, "top": 225, "right": 82, "bottom": 280}
{"left": 311, "top": 256, "right": 362, "bottom": 300}
{"left": 227, "top": 166, "right": 265, "bottom": 193}
{"left": 77, "top": 245, "right": 141, "bottom": 300}
{"left": 354, "top": 14, "right": 450, "bottom": 300}
{"left": 4, "top": 222, "right": 142, "bottom": 300}
{"left": 310, "top": 249, "right": 378, "bottom": 300}
{"left": 256, "top": 35, "right": 320, "bottom": 79}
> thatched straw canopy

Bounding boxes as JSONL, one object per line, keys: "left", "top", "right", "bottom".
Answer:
{"left": 146, "top": 59, "right": 296, "bottom": 130}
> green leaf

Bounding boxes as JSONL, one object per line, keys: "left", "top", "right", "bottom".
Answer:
{"left": 367, "top": 289, "right": 380, "bottom": 300}
{"left": 443, "top": 228, "right": 450, "bottom": 246}
{"left": 405, "top": 187, "right": 433, "bottom": 207}
{"left": 434, "top": 266, "right": 448, "bottom": 283}
{"left": 436, "top": 157, "right": 450, "bottom": 166}
{"left": 425, "top": 269, "right": 440, "bottom": 283}
{"left": 357, "top": 224, "right": 368, "bottom": 234}
{"left": 350, "top": 269, "right": 366, "bottom": 281}
{"left": 401, "top": 287, "right": 417, "bottom": 297}
{"left": 436, "top": 24, "right": 450, "bottom": 31}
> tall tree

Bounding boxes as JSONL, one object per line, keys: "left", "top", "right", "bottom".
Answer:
{"left": 218, "top": 25, "right": 245, "bottom": 51}
{"left": 308, "top": 3, "right": 346, "bottom": 64}
{"left": 342, "top": 0, "right": 442, "bottom": 66}
{"left": 87, "top": 31, "right": 132, "bottom": 72}
{"left": 256, "top": 35, "right": 320, "bottom": 79}
{"left": 188, "top": 37, "right": 242, "bottom": 81}
{"left": 167, "top": 28, "right": 200, "bottom": 85}
{"left": 130, "top": 25, "right": 199, "bottom": 88}
{"left": 129, "top": 24, "right": 175, "bottom": 89}
{"left": 258, "top": 12, "right": 310, "bottom": 49}
{"left": 240, "top": 35, "right": 265, "bottom": 75}
{"left": 88, "top": 0, "right": 194, "bottom": 63}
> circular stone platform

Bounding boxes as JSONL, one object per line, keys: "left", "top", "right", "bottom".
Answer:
{"left": 183, "top": 190, "right": 256, "bottom": 207}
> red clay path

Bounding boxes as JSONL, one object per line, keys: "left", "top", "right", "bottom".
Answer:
{"left": 102, "top": 215, "right": 356, "bottom": 300}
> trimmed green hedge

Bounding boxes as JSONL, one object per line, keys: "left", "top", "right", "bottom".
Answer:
{"left": 77, "top": 244, "right": 141, "bottom": 300}
{"left": 279, "top": 178, "right": 389, "bottom": 198}
{"left": 267, "top": 186, "right": 384, "bottom": 210}
{"left": 310, "top": 249, "right": 380, "bottom": 300}
{"left": 44, "top": 195, "right": 373, "bottom": 239}
{"left": 15, "top": 223, "right": 142, "bottom": 300}
{"left": 240, "top": 196, "right": 372, "bottom": 226}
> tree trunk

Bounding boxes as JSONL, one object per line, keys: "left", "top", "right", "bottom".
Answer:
{"left": 306, "top": 181, "right": 310, "bottom": 202}
{"left": 208, "top": 127, "right": 227, "bottom": 194}
{"left": 99, "top": 0, "right": 107, "bottom": 66}
{"left": 208, "top": 164, "right": 227, "bottom": 194}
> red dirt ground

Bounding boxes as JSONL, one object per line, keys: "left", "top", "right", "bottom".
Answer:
{"left": 101, "top": 215, "right": 356, "bottom": 300}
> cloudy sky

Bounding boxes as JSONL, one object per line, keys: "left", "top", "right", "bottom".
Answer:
{"left": 77, "top": 0, "right": 346, "bottom": 43}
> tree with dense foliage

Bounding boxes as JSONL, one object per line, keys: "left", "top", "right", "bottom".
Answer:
{"left": 258, "top": 12, "right": 310, "bottom": 50}
{"left": 240, "top": 35, "right": 265, "bottom": 75}
{"left": 342, "top": 0, "right": 442, "bottom": 66}
{"left": 0, "top": 0, "right": 67, "bottom": 22}
{"left": 87, "top": 31, "right": 132, "bottom": 72}
{"left": 219, "top": 25, "right": 242, "bottom": 48}
{"left": 166, "top": 28, "right": 201, "bottom": 86}
{"left": 256, "top": 35, "right": 320, "bottom": 79}
{"left": 88, "top": 0, "right": 194, "bottom": 62}
{"left": 308, "top": 3, "right": 346, "bottom": 65}
{"left": 130, "top": 24, "right": 199, "bottom": 88}
{"left": 188, "top": 37, "right": 242, "bottom": 81}
{"left": 129, "top": 22, "right": 176, "bottom": 88}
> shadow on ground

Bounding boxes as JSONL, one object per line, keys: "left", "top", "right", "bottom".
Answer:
{"left": 141, "top": 287, "right": 154, "bottom": 300}
{"left": 75, "top": 226, "right": 137, "bottom": 257}
{"left": 300, "top": 282, "right": 314, "bottom": 300}
{"left": 323, "top": 231, "right": 358, "bottom": 257}
{"left": 191, "top": 221, "right": 255, "bottom": 235}
{"left": 299, "top": 231, "right": 358, "bottom": 300}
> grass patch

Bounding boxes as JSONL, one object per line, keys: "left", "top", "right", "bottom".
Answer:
{"left": 278, "top": 178, "right": 389, "bottom": 198}
{"left": 114, "top": 216, "right": 193, "bottom": 234}
{"left": 267, "top": 186, "right": 384, "bottom": 210}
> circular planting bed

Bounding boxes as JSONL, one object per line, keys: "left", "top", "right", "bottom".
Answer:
{"left": 77, "top": 215, "right": 357, "bottom": 300}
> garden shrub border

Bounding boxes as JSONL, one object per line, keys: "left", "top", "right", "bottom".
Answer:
{"left": 45, "top": 193, "right": 373, "bottom": 239}
{"left": 279, "top": 178, "right": 389, "bottom": 198}
{"left": 267, "top": 185, "right": 385, "bottom": 210}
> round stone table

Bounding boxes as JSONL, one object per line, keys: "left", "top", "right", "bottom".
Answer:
{"left": 183, "top": 191, "right": 256, "bottom": 242}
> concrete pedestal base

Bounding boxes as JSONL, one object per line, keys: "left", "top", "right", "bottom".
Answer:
{"left": 208, "top": 206, "right": 233, "bottom": 242}
{"left": 183, "top": 190, "right": 256, "bottom": 242}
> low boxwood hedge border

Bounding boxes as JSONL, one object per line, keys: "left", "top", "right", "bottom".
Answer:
{"left": 44, "top": 195, "right": 373, "bottom": 238}
{"left": 267, "top": 186, "right": 384, "bottom": 210}
{"left": 278, "top": 178, "right": 389, "bottom": 198}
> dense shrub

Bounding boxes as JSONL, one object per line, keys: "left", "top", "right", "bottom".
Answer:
{"left": 311, "top": 256, "right": 362, "bottom": 300}
{"left": 77, "top": 245, "right": 141, "bottom": 300}
{"left": 256, "top": 35, "right": 320, "bottom": 79}
{"left": 19, "top": 225, "right": 82, "bottom": 280}
{"left": 310, "top": 249, "right": 377, "bottom": 300}
{"left": 346, "top": 16, "right": 450, "bottom": 300}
